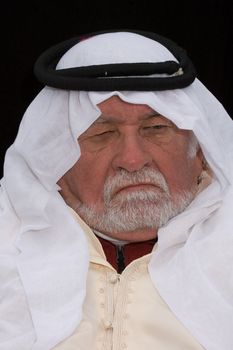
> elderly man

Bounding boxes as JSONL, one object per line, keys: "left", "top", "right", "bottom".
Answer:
{"left": 0, "top": 30, "right": 233, "bottom": 350}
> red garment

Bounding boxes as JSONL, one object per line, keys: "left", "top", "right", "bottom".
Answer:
{"left": 97, "top": 236, "right": 157, "bottom": 273}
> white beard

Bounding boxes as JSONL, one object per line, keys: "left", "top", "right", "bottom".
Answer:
{"left": 76, "top": 168, "right": 196, "bottom": 233}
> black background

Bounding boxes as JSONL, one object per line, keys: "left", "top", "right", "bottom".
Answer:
{"left": 1, "top": 0, "right": 232, "bottom": 177}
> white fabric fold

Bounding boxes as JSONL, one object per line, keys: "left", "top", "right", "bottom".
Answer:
{"left": 149, "top": 186, "right": 233, "bottom": 350}
{"left": 1, "top": 32, "right": 233, "bottom": 350}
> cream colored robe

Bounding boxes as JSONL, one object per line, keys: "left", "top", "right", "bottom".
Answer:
{"left": 53, "top": 214, "right": 204, "bottom": 350}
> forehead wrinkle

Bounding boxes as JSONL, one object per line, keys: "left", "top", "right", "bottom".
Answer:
{"left": 94, "top": 111, "right": 163, "bottom": 125}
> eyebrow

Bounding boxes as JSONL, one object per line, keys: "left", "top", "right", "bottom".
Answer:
{"left": 93, "top": 112, "right": 162, "bottom": 124}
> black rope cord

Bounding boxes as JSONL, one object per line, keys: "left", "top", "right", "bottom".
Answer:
{"left": 34, "top": 29, "right": 196, "bottom": 91}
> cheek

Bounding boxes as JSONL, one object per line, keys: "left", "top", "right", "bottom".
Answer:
{"left": 169, "top": 157, "right": 201, "bottom": 192}
{"left": 152, "top": 144, "right": 201, "bottom": 193}
{"left": 71, "top": 151, "right": 112, "bottom": 205}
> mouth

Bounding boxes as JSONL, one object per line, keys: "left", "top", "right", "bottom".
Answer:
{"left": 114, "top": 183, "right": 160, "bottom": 196}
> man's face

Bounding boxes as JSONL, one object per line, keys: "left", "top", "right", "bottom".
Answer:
{"left": 59, "top": 96, "right": 203, "bottom": 241}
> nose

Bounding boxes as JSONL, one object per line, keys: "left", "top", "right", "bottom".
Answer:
{"left": 112, "top": 133, "right": 152, "bottom": 172}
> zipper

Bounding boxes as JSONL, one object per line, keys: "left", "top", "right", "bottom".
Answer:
{"left": 116, "top": 245, "right": 125, "bottom": 273}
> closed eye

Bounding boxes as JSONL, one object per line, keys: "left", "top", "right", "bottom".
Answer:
{"left": 143, "top": 125, "right": 168, "bottom": 130}
{"left": 140, "top": 123, "right": 172, "bottom": 142}
{"left": 143, "top": 124, "right": 169, "bottom": 131}
{"left": 95, "top": 130, "right": 116, "bottom": 136}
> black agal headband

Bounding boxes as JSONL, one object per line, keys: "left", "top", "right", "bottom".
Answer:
{"left": 34, "top": 29, "right": 196, "bottom": 91}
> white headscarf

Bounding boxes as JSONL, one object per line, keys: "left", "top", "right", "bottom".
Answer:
{"left": 0, "top": 32, "right": 233, "bottom": 350}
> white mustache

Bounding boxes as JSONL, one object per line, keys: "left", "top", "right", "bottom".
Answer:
{"left": 104, "top": 168, "right": 169, "bottom": 203}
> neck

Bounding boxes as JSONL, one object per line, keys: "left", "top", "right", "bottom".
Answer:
{"left": 93, "top": 227, "right": 158, "bottom": 243}
{"left": 93, "top": 230, "right": 130, "bottom": 245}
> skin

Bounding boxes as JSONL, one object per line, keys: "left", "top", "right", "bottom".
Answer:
{"left": 58, "top": 96, "right": 204, "bottom": 241}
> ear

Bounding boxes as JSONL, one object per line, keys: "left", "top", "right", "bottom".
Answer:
{"left": 195, "top": 147, "right": 213, "bottom": 191}
{"left": 57, "top": 176, "right": 81, "bottom": 210}
{"left": 195, "top": 147, "right": 211, "bottom": 172}
{"left": 194, "top": 145, "right": 206, "bottom": 167}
